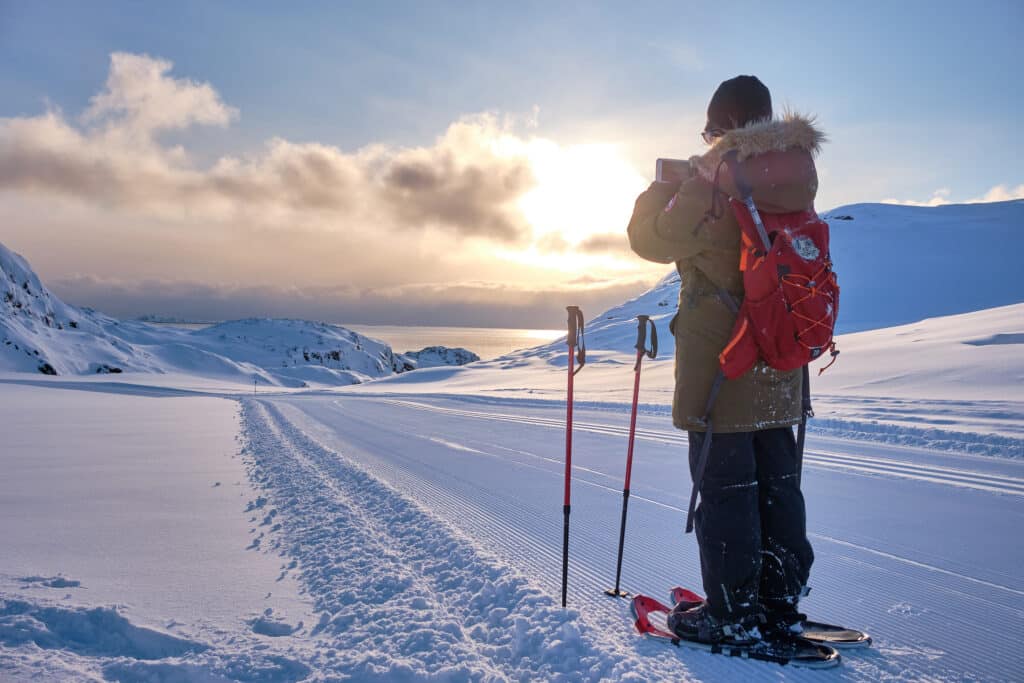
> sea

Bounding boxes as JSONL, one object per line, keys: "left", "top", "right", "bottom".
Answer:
{"left": 147, "top": 322, "right": 563, "bottom": 361}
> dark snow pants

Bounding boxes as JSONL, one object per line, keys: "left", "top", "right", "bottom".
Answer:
{"left": 686, "top": 427, "right": 814, "bottom": 621}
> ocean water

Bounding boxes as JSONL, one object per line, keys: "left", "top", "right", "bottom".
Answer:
{"left": 345, "top": 325, "right": 562, "bottom": 360}
{"left": 147, "top": 322, "right": 562, "bottom": 361}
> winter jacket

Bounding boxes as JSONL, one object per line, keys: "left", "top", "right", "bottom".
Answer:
{"left": 628, "top": 114, "right": 825, "bottom": 432}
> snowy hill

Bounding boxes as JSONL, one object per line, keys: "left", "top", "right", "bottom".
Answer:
{"left": 402, "top": 345, "right": 481, "bottom": 369}
{"left": 1, "top": 242, "right": 151, "bottom": 376}
{"left": 0, "top": 242, "right": 473, "bottom": 386}
{"left": 823, "top": 199, "right": 1022, "bottom": 332}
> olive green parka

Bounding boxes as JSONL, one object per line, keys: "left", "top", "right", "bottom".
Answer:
{"left": 628, "top": 114, "right": 826, "bottom": 433}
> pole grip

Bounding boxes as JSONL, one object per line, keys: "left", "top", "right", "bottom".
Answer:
{"left": 566, "top": 306, "right": 581, "bottom": 348}
{"left": 633, "top": 315, "right": 658, "bottom": 371}
{"left": 566, "top": 306, "right": 586, "bottom": 373}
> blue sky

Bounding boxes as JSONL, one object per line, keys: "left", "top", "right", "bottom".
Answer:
{"left": 0, "top": 1, "right": 1021, "bottom": 325}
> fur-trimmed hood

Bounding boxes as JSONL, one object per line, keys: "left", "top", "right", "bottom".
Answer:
{"left": 691, "top": 113, "right": 826, "bottom": 182}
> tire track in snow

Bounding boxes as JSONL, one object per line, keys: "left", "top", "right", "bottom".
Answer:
{"left": 376, "top": 399, "right": 1024, "bottom": 497}
{"left": 240, "top": 399, "right": 674, "bottom": 682}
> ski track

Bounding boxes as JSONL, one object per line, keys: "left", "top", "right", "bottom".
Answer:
{"left": 375, "top": 398, "right": 1024, "bottom": 497}
{"left": 259, "top": 393, "right": 1024, "bottom": 683}
{"left": 240, "top": 399, "right": 674, "bottom": 682}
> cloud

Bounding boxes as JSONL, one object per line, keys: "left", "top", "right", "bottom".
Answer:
{"left": 534, "top": 231, "right": 630, "bottom": 255}
{"left": 882, "top": 183, "right": 1024, "bottom": 207}
{"left": 48, "top": 273, "right": 653, "bottom": 330}
{"left": 83, "top": 52, "right": 238, "bottom": 138}
{"left": 0, "top": 53, "right": 535, "bottom": 243}
{"left": 0, "top": 52, "right": 664, "bottom": 326}
{"left": 577, "top": 232, "right": 629, "bottom": 254}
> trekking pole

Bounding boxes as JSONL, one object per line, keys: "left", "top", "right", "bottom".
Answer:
{"left": 605, "top": 315, "right": 657, "bottom": 598}
{"left": 562, "top": 305, "right": 585, "bottom": 608}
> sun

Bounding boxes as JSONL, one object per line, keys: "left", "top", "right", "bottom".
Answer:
{"left": 518, "top": 140, "right": 648, "bottom": 246}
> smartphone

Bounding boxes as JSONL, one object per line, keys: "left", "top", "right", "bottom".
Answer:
{"left": 656, "top": 158, "right": 690, "bottom": 183}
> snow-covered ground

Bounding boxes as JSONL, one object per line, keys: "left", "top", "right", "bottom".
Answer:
{"left": 5, "top": 367, "right": 1019, "bottom": 681}
{"left": 1, "top": 202, "right": 1022, "bottom": 680}
{"left": 0, "top": 383, "right": 313, "bottom": 681}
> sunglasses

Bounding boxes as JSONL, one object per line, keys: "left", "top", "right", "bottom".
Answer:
{"left": 701, "top": 128, "right": 726, "bottom": 144}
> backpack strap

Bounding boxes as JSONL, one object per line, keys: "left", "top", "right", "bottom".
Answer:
{"left": 795, "top": 364, "right": 813, "bottom": 487}
{"left": 685, "top": 368, "right": 726, "bottom": 533}
{"left": 722, "top": 150, "right": 773, "bottom": 252}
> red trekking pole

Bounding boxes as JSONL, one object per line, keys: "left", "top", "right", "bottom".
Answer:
{"left": 605, "top": 314, "right": 657, "bottom": 598}
{"left": 562, "top": 305, "right": 585, "bottom": 608}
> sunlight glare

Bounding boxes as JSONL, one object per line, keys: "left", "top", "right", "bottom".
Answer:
{"left": 519, "top": 140, "right": 648, "bottom": 246}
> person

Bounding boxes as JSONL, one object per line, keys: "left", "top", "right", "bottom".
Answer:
{"left": 626, "top": 75, "right": 825, "bottom": 646}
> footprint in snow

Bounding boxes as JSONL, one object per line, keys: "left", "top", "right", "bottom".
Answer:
{"left": 251, "top": 611, "right": 301, "bottom": 637}
{"left": 888, "top": 601, "right": 927, "bottom": 616}
{"left": 18, "top": 575, "right": 82, "bottom": 589}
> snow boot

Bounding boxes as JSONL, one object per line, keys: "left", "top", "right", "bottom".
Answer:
{"left": 762, "top": 606, "right": 807, "bottom": 639}
{"left": 665, "top": 602, "right": 761, "bottom": 645}
{"left": 761, "top": 596, "right": 806, "bottom": 638}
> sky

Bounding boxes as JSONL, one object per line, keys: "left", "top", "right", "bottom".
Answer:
{"left": 1, "top": 1, "right": 1021, "bottom": 328}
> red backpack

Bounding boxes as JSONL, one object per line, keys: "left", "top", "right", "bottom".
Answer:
{"left": 684, "top": 150, "right": 839, "bottom": 534}
{"left": 718, "top": 199, "right": 840, "bottom": 379}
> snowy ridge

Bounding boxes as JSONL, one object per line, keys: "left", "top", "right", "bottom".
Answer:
{"left": 1, "top": 242, "right": 152, "bottom": 375}
{"left": 0, "top": 241, "right": 473, "bottom": 387}
{"left": 822, "top": 199, "right": 1023, "bottom": 332}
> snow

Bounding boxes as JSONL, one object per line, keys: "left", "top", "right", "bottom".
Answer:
{"left": 0, "top": 383, "right": 313, "bottom": 681}
{"left": 1, "top": 202, "right": 1023, "bottom": 680}
{"left": 1, "top": 241, "right": 472, "bottom": 388}
{"left": 402, "top": 346, "right": 481, "bottom": 369}
{"left": 823, "top": 199, "right": 1024, "bottom": 332}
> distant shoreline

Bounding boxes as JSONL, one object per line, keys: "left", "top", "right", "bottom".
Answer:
{"left": 142, "top": 320, "right": 563, "bottom": 361}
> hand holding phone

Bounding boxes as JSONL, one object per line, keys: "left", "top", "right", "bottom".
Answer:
{"left": 656, "top": 158, "right": 690, "bottom": 184}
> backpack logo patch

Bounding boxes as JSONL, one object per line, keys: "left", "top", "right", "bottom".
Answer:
{"left": 793, "top": 236, "right": 820, "bottom": 261}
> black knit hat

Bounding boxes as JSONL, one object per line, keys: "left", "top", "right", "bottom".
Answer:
{"left": 706, "top": 75, "right": 772, "bottom": 132}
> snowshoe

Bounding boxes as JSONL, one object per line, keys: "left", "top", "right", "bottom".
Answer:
{"left": 631, "top": 594, "right": 841, "bottom": 669}
{"left": 669, "top": 586, "right": 871, "bottom": 649}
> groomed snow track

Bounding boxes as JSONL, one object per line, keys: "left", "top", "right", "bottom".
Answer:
{"left": 241, "top": 399, "right": 667, "bottom": 682}
{"left": 243, "top": 393, "right": 1024, "bottom": 681}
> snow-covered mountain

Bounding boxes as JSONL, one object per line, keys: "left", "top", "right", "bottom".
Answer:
{"left": 823, "top": 199, "right": 1022, "bottom": 332}
{"left": 0, "top": 242, "right": 474, "bottom": 386}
